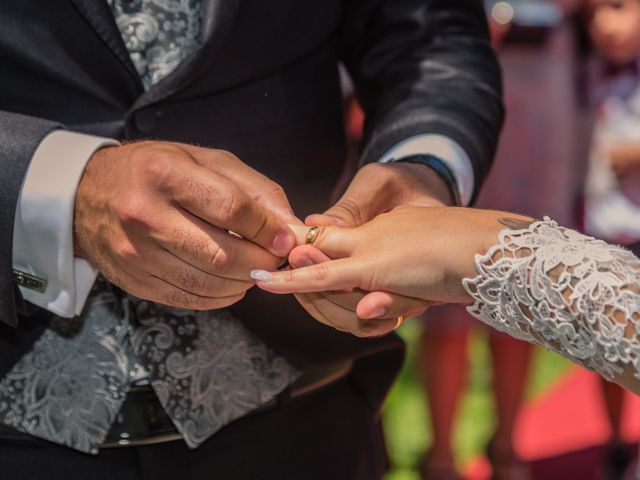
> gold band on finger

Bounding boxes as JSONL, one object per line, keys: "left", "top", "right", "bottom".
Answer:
{"left": 395, "top": 315, "right": 405, "bottom": 329}
{"left": 305, "top": 226, "right": 320, "bottom": 245}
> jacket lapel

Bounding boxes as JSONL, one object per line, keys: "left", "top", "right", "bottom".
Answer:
{"left": 134, "top": 0, "right": 242, "bottom": 109}
{"left": 68, "top": 0, "right": 241, "bottom": 107}
{"left": 68, "top": 0, "right": 141, "bottom": 84}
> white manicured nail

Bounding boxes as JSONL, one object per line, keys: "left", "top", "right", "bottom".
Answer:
{"left": 250, "top": 270, "right": 272, "bottom": 282}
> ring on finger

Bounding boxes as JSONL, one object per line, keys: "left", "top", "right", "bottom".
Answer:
{"left": 305, "top": 226, "right": 321, "bottom": 245}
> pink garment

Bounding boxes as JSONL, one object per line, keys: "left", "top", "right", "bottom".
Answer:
{"left": 583, "top": 58, "right": 640, "bottom": 243}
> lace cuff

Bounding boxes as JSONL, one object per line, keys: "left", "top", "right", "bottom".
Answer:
{"left": 463, "top": 217, "right": 640, "bottom": 383}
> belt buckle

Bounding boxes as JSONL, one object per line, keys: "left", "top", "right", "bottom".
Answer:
{"left": 102, "top": 385, "right": 181, "bottom": 449}
{"left": 102, "top": 431, "right": 182, "bottom": 448}
{"left": 101, "top": 360, "right": 353, "bottom": 449}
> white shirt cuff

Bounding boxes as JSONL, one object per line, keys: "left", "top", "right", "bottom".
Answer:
{"left": 378, "top": 134, "right": 475, "bottom": 206}
{"left": 12, "top": 130, "right": 119, "bottom": 317}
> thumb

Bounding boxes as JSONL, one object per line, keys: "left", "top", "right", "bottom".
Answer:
{"left": 306, "top": 197, "right": 370, "bottom": 228}
{"left": 255, "top": 188, "right": 304, "bottom": 227}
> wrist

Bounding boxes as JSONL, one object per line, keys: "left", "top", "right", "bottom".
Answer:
{"left": 392, "top": 154, "right": 459, "bottom": 206}
{"left": 73, "top": 144, "right": 119, "bottom": 259}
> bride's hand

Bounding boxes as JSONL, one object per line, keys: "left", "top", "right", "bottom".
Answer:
{"left": 252, "top": 206, "right": 533, "bottom": 320}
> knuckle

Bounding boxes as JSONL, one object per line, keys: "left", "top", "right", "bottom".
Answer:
{"left": 138, "top": 151, "right": 177, "bottom": 188}
{"left": 207, "top": 246, "right": 234, "bottom": 273}
{"left": 279, "top": 269, "right": 295, "bottom": 283}
{"left": 362, "top": 162, "right": 385, "bottom": 174}
{"left": 113, "top": 196, "right": 150, "bottom": 227}
{"left": 218, "top": 189, "right": 245, "bottom": 224}
{"left": 216, "top": 149, "right": 241, "bottom": 163}
{"left": 335, "top": 198, "right": 365, "bottom": 226}
{"left": 114, "top": 241, "right": 139, "bottom": 263}
{"left": 264, "top": 181, "right": 286, "bottom": 199}
{"left": 310, "top": 263, "right": 330, "bottom": 283}
{"left": 247, "top": 212, "right": 269, "bottom": 242}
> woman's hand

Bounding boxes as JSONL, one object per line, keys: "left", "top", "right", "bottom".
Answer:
{"left": 252, "top": 206, "right": 534, "bottom": 325}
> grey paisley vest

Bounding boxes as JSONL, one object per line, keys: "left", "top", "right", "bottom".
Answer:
{"left": 0, "top": 0, "right": 298, "bottom": 454}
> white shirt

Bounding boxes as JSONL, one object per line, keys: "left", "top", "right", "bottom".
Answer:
{"left": 13, "top": 130, "right": 473, "bottom": 317}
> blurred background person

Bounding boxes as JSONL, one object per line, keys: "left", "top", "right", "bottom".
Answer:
{"left": 419, "top": 2, "right": 578, "bottom": 479}
{"left": 572, "top": 0, "right": 640, "bottom": 478}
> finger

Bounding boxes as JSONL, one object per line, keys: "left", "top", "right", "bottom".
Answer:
{"left": 308, "top": 173, "right": 390, "bottom": 227}
{"left": 287, "top": 251, "right": 395, "bottom": 337}
{"left": 290, "top": 245, "right": 360, "bottom": 311}
{"left": 293, "top": 292, "right": 351, "bottom": 333}
{"left": 289, "top": 247, "right": 427, "bottom": 318}
{"left": 170, "top": 163, "right": 294, "bottom": 256}
{"left": 183, "top": 145, "right": 300, "bottom": 225}
{"left": 251, "top": 258, "right": 361, "bottom": 294}
{"left": 288, "top": 244, "right": 332, "bottom": 266}
{"left": 304, "top": 213, "right": 347, "bottom": 228}
{"left": 153, "top": 209, "right": 282, "bottom": 280}
{"left": 289, "top": 245, "right": 365, "bottom": 312}
{"left": 118, "top": 270, "right": 247, "bottom": 311}
{"left": 296, "top": 292, "right": 397, "bottom": 338}
{"left": 356, "top": 291, "right": 431, "bottom": 320}
{"left": 145, "top": 250, "right": 253, "bottom": 298}
{"left": 286, "top": 226, "right": 356, "bottom": 258}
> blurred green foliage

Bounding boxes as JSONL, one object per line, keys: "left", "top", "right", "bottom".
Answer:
{"left": 382, "top": 320, "right": 572, "bottom": 480}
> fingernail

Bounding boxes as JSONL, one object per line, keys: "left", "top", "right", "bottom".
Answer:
{"left": 272, "top": 229, "right": 294, "bottom": 256}
{"left": 250, "top": 270, "right": 272, "bottom": 282}
{"left": 298, "top": 258, "right": 314, "bottom": 268}
{"left": 366, "top": 307, "right": 386, "bottom": 319}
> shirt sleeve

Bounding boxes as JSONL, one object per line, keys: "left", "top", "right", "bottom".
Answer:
{"left": 378, "top": 134, "right": 475, "bottom": 206}
{"left": 12, "top": 130, "right": 119, "bottom": 318}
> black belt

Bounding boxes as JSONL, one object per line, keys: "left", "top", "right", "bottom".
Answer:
{"left": 0, "top": 360, "right": 353, "bottom": 449}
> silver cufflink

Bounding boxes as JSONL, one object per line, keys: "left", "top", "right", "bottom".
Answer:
{"left": 13, "top": 269, "right": 47, "bottom": 293}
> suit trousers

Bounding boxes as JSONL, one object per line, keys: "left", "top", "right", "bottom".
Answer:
{"left": 0, "top": 377, "right": 388, "bottom": 480}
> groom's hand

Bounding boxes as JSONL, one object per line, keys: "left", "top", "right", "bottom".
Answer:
{"left": 306, "top": 162, "right": 454, "bottom": 228}
{"left": 288, "top": 162, "right": 452, "bottom": 332}
{"left": 74, "top": 141, "right": 296, "bottom": 310}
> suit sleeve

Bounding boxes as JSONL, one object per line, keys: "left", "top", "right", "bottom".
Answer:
{"left": 339, "top": 0, "right": 504, "bottom": 202}
{"left": 0, "top": 110, "right": 62, "bottom": 326}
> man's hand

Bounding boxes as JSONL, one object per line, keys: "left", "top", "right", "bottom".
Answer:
{"left": 306, "top": 162, "right": 454, "bottom": 228}
{"left": 74, "top": 141, "right": 296, "bottom": 310}
{"left": 287, "top": 162, "right": 454, "bottom": 334}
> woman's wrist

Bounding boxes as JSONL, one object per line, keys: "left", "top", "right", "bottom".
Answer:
{"left": 455, "top": 212, "right": 536, "bottom": 302}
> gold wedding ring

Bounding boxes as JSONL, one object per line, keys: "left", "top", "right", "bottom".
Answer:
{"left": 395, "top": 315, "right": 405, "bottom": 329}
{"left": 305, "top": 226, "right": 320, "bottom": 245}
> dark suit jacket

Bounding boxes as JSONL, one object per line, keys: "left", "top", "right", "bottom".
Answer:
{"left": 0, "top": 0, "right": 503, "bottom": 409}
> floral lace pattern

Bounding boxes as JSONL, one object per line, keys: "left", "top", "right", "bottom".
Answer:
{"left": 0, "top": 282, "right": 137, "bottom": 454}
{"left": 464, "top": 217, "right": 640, "bottom": 382}
{"left": 0, "top": 279, "right": 298, "bottom": 454}
{"left": 109, "top": 0, "right": 202, "bottom": 89}
{"left": 128, "top": 301, "right": 299, "bottom": 449}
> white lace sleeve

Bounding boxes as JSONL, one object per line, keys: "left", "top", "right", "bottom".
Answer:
{"left": 463, "top": 217, "right": 640, "bottom": 386}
